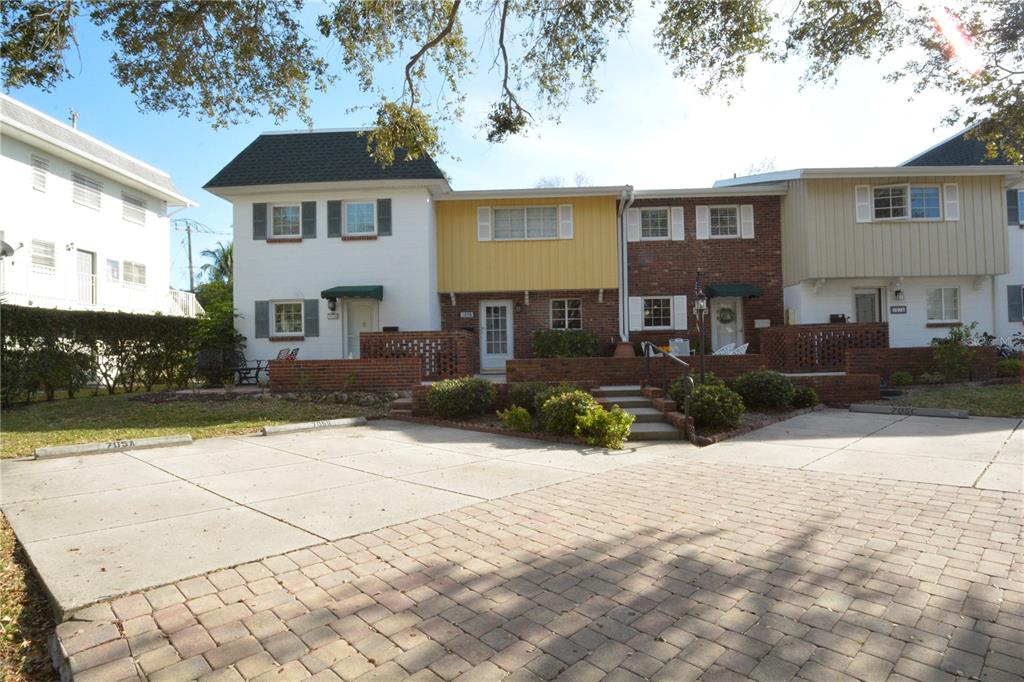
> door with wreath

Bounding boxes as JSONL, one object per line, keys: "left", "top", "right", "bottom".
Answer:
{"left": 710, "top": 297, "right": 743, "bottom": 351}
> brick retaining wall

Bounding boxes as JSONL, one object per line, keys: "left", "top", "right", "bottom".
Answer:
{"left": 506, "top": 354, "right": 767, "bottom": 386}
{"left": 269, "top": 358, "right": 422, "bottom": 393}
{"left": 360, "top": 330, "right": 472, "bottom": 381}
{"left": 789, "top": 374, "right": 880, "bottom": 407}
{"left": 845, "top": 346, "right": 998, "bottom": 380}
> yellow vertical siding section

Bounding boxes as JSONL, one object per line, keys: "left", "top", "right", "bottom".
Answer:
{"left": 782, "top": 175, "right": 1008, "bottom": 285}
{"left": 435, "top": 196, "right": 619, "bottom": 292}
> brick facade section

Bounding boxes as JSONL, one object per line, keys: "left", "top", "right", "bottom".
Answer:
{"left": 626, "top": 195, "right": 784, "bottom": 353}
{"left": 360, "top": 330, "right": 473, "bottom": 381}
{"left": 845, "top": 345, "right": 998, "bottom": 380}
{"left": 788, "top": 373, "right": 881, "bottom": 406}
{"left": 440, "top": 289, "right": 620, "bottom": 365}
{"left": 268, "top": 358, "right": 422, "bottom": 393}
{"left": 506, "top": 355, "right": 768, "bottom": 387}
{"left": 760, "top": 323, "right": 890, "bottom": 372}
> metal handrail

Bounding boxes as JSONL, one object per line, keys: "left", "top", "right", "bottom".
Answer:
{"left": 639, "top": 341, "right": 695, "bottom": 443}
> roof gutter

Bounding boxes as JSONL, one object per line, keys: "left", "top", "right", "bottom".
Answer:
{"left": 617, "top": 185, "right": 635, "bottom": 342}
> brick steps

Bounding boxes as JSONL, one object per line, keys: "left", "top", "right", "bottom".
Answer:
{"left": 593, "top": 385, "right": 687, "bottom": 441}
{"left": 390, "top": 397, "right": 413, "bottom": 416}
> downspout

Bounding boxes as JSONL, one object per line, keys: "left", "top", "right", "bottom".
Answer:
{"left": 617, "top": 186, "right": 635, "bottom": 342}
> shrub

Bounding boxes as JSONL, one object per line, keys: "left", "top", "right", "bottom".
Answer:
{"left": 540, "top": 389, "right": 599, "bottom": 435}
{"left": 426, "top": 377, "right": 497, "bottom": 419}
{"left": 667, "top": 372, "right": 724, "bottom": 406}
{"left": 497, "top": 405, "right": 533, "bottom": 432}
{"left": 531, "top": 329, "right": 600, "bottom": 358}
{"left": 889, "top": 371, "right": 913, "bottom": 387}
{"left": 191, "top": 280, "right": 245, "bottom": 386}
{"left": 507, "top": 382, "right": 549, "bottom": 414}
{"left": 533, "top": 382, "right": 581, "bottom": 413}
{"left": 930, "top": 322, "right": 978, "bottom": 381}
{"left": 688, "top": 384, "right": 745, "bottom": 430}
{"left": 732, "top": 370, "right": 795, "bottom": 410}
{"left": 995, "top": 357, "right": 1024, "bottom": 377}
{"left": 790, "top": 385, "right": 819, "bottom": 408}
{"left": 575, "top": 405, "right": 634, "bottom": 449}
{"left": 917, "top": 371, "right": 946, "bottom": 384}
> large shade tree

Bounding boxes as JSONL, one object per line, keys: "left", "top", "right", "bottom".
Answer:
{"left": 3, "top": 0, "right": 1021, "bottom": 164}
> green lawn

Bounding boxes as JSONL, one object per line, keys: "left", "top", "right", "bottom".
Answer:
{"left": 880, "top": 384, "right": 1024, "bottom": 418}
{"left": 1, "top": 392, "right": 386, "bottom": 459}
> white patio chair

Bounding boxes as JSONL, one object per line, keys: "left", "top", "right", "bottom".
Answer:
{"left": 731, "top": 343, "right": 750, "bottom": 355}
{"left": 712, "top": 343, "right": 736, "bottom": 355}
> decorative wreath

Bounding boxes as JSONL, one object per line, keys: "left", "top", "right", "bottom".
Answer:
{"left": 716, "top": 307, "right": 736, "bottom": 324}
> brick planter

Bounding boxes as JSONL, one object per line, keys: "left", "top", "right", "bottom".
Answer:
{"left": 269, "top": 358, "right": 422, "bottom": 393}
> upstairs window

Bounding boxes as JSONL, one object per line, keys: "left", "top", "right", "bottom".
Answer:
{"left": 873, "top": 185, "right": 907, "bottom": 220}
{"left": 640, "top": 208, "right": 669, "bottom": 239}
{"left": 106, "top": 259, "right": 120, "bottom": 282}
{"left": 271, "top": 205, "right": 301, "bottom": 237}
{"left": 124, "top": 261, "right": 147, "bottom": 288}
{"left": 910, "top": 186, "right": 941, "bottom": 219}
{"left": 926, "top": 287, "right": 959, "bottom": 322}
{"left": 31, "top": 155, "right": 48, "bottom": 192}
{"left": 122, "top": 192, "right": 146, "bottom": 224}
{"left": 31, "top": 240, "right": 55, "bottom": 271}
{"left": 709, "top": 206, "right": 739, "bottom": 237}
{"left": 344, "top": 201, "right": 376, "bottom": 235}
{"left": 72, "top": 172, "right": 102, "bottom": 209}
{"left": 871, "top": 184, "right": 945, "bottom": 221}
{"left": 550, "top": 299, "right": 582, "bottom": 330}
{"left": 1009, "top": 189, "right": 1022, "bottom": 225}
{"left": 493, "top": 206, "right": 558, "bottom": 240}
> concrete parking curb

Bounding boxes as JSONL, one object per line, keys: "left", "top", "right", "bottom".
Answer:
{"left": 850, "top": 403, "right": 968, "bottom": 419}
{"left": 260, "top": 416, "right": 366, "bottom": 436}
{"left": 34, "top": 434, "right": 193, "bottom": 459}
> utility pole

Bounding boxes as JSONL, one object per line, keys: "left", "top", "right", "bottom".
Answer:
{"left": 172, "top": 218, "right": 218, "bottom": 293}
{"left": 185, "top": 223, "right": 194, "bottom": 292}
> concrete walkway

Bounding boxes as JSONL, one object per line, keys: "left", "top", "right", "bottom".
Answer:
{"left": 0, "top": 421, "right": 675, "bottom": 615}
{"left": 691, "top": 409, "right": 1023, "bottom": 492}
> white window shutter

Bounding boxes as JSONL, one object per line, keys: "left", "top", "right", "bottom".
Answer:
{"left": 672, "top": 295, "right": 688, "bottom": 330}
{"left": 558, "top": 204, "right": 574, "bottom": 239}
{"left": 740, "top": 205, "right": 755, "bottom": 238}
{"left": 626, "top": 208, "right": 640, "bottom": 242}
{"left": 855, "top": 185, "right": 872, "bottom": 223}
{"left": 696, "top": 206, "right": 710, "bottom": 239}
{"left": 670, "top": 207, "right": 685, "bottom": 240}
{"left": 943, "top": 183, "right": 960, "bottom": 221}
{"left": 477, "top": 206, "right": 492, "bottom": 241}
{"left": 628, "top": 296, "right": 643, "bottom": 331}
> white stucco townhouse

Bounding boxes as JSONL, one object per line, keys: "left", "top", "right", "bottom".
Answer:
{"left": 0, "top": 95, "right": 199, "bottom": 316}
{"left": 204, "top": 129, "right": 450, "bottom": 362}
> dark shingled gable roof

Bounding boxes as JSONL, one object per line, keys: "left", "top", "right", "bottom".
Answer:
{"left": 903, "top": 127, "right": 1013, "bottom": 166}
{"left": 204, "top": 130, "right": 447, "bottom": 189}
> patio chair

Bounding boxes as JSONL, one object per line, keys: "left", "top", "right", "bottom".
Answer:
{"left": 731, "top": 343, "right": 750, "bottom": 355}
{"left": 275, "top": 348, "right": 292, "bottom": 360}
{"left": 712, "top": 343, "right": 736, "bottom": 355}
{"left": 231, "top": 351, "right": 265, "bottom": 385}
{"left": 287, "top": 347, "right": 300, "bottom": 360}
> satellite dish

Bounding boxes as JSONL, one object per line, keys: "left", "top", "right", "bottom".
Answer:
{"left": 0, "top": 241, "right": 15, "bottom": 258}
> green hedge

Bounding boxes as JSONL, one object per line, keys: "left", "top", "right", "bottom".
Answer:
{"left": 426, "top": 377, "right": 497, "bottom": 418}
{"left": 1, "top": 304, "right": 196, "bottom": 407}
{"left": 531, "top": 329, "right": 601, "bottom": 358}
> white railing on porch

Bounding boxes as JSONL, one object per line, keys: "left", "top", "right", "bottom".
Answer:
{"left": 167, "top": 289, "right": 204, "bottom": 317}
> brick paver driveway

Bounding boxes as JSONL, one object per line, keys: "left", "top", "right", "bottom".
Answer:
{"left": 50, "top": 423, "right": 1022, "bottom": 681}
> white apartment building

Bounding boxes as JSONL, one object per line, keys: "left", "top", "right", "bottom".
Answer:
{"left": 0, "top": 95, "right": 199, "bottom": 316}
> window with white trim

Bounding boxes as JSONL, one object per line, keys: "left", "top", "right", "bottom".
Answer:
{"left": 344, "top": 201, "right": 376, "bottom": 235}
{"left": 272, "top": 300, "right": 303, "bottom": 336}
{"left": 123, "top": 261, "right": 147, "bottom": 288}
{"left": 122, "top": 192, "right": 146, "bottom": 224}
{"left": 72, "top": 172, "right": 102, "bottom": 209}
{"left": 270, "top": 204, "right": 301, "bottom": 237}
{"left": 31, "top": 155, "right": 48, "bottom": 192}
{"left": 643, "top": 297, "right": 672, "bottom": 329}
{"left": 106, "top": 259, "right": 120, "bottom": 282}
{"left": 640, "top": 208, "right": 669, "bottom": 239}
{"left": 910, "top": 186, "right": 940, "bottom": 219}
{"left": 31, "top": 240, "right": 55, "bottom": 271}
{"left": 550, "top": 298, "right": 582, "bottom": 330}
{"left": 493, "top": 206, "right": 558, "bottom": 240}
{"left": 709, "top": 206, "right": 739, "bottom": 237}
{"left": 872, "top": 184, "right": 945, "bottom": 221}
{"left": 926, "top": 287, "right": 959, "bottom": 322}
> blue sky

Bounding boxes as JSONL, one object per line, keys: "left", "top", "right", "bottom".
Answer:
{"left": 5, "top": 3, "right": 961, "bottom": 290}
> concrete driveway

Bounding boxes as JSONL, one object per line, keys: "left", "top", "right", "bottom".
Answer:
{"left": 0, "top": 421, "right": 672, "bottom": 615}
{"left": 691, "top": 409, "right": 1023, "bottom": 492}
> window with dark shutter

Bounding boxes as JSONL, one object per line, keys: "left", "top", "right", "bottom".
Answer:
{"left": 1009, "top": 190, "right": 1021, "bottom": 226}
{"left": 377, "top": 199, "right": 392, "bottom": 236}
{"left": 1008, "top": 285, "right": 1023, "bottom": 323}
{"left": 253, "top": 203, "right": 268, "bottom": 240}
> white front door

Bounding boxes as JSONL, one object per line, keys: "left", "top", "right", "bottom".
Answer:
{"left": 345, "top": 300, "right": 378, "bottom": 358}
{"left": 853, "top": 288, "right": 881, "bottom": 322}
{"left": 76, "top": 250, "right": 96, "bottom": 304}
{"left": 711, "top": 297, "right": 743, "bottom": 351}
{"left": 480, "top": 300, "right": 513, "bottom": 371}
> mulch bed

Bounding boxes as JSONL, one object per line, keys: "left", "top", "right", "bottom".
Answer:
{"left": 690, "top": 404, "right": 825, "bottom": 446}
{"left": 389, "top": 414, "right": 593, "bottom": 447}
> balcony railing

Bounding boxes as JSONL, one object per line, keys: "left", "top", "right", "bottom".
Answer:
{"left": 78, "top": 272, "right": 97, "bottom": 305}
{"left": 168, "top": 289, "right": 204, "bottom": 317}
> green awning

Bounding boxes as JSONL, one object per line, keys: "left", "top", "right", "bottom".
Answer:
{"left": 705, "top": 283, "right": 763, "bottom": 298}
{"left": 320, "top": 285, "right": 384, "bottom": 300}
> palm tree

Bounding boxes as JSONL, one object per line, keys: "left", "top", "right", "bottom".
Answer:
{"left": 200, "top": 241, "right": 233, "bottom": 284}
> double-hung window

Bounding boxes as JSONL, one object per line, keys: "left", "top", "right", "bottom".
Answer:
{"left": 271, "top": 205, "right": 301, "bottom": 238}
{"left": 124, "top": 261, "right": 147, "bottom": 288}
{"left": 106, "top": 259, "right": 120, "bottom": 282}
{"left": 643, "top": 297, "right": 672, "bottom": 329}
{"left": 872, "top": 184, "right": 943, "bottom": 220}
{"left": 493, "top": 206, "right": 558, "bottom": 240}
{"left": 640, "top": 208, "right": 669, "bottom": 239}
{"left": 344, "top": 201, "right": 376, "bottom": 235}
{"left": 550, "top": 299, "right": 582, "bottom": 330}
{"left": 873, "top": 186, "right": 908, "bottom": 220}
{"left": 709, "top": 206, "right": 739, "bottom": 237}
{"left": 926, "top": 287, "right": 959, "bottom": 323}
{"left": 72, "top": 172, "right": 102, "bottom": 209}
{"left": 273, "top": 301, "right": 303, "bottom": 336}
{"left": 31, "top": 240, "right": 55, "bottom": 273}
{"left": 1008, "top": 189, "right": 1023, "bottom": 225}
{"left": 122, "top": 192, "right": 146, "bottom": 224}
